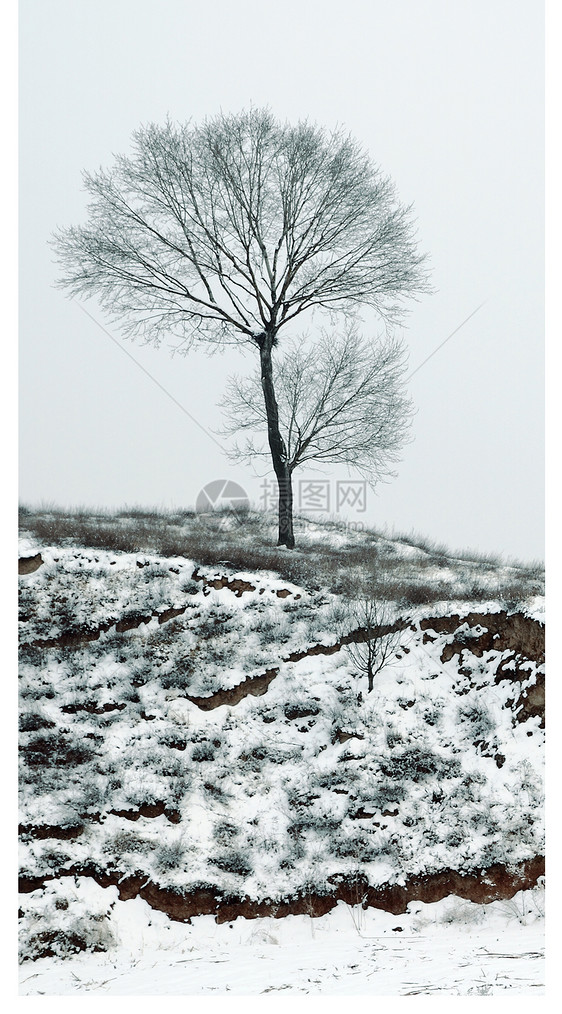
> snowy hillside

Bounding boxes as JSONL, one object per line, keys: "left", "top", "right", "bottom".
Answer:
{"left": 18, "top": 508, "right": 545, "bottom": 992}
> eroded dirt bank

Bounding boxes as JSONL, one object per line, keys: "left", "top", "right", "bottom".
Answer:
{"left": 420, "top": 611, "right": 545, "bottom": 664}
{"left": 20, "top": 575, "right": 545, "bottom": 721}
{"left": 19, "top": 855, "right": 544, "bottom": 922}
{"left": 184, "top": 609, "right": 544, "bottom": 714}
{"left": 20, "top": 551, "right": 544, "bottom": 666}
{"left": 419, "top": 611, "right": 545, "bottom": 727}
{"left": 18, "top": 553, "right": 44, "bottom": 575}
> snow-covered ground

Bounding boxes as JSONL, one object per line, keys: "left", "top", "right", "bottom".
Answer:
{"left": 18, "top": 511, "right": 545, "bottom": 995}
{"left": 19, "top": 880, "right": 544, "bottom": 995}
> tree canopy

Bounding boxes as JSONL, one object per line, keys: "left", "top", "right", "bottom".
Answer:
{"left": 220, "top": 326, "right": 413, "bottom": 482}
{"left": 54, "top": 109, "right": 429, "bottom": 547}
{"left": 54, "top": 109, "right": 428, "bottom": 348}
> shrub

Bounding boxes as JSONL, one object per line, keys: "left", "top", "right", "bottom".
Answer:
{"left": 420, "top": 703, "right": 441, "bottom": 727}
{"left": 19, "top": 880, "right": 117, "bottom": 963}
{"left": 332, "top": 831, "right": 381, "bottom": 861}
{"left": 288, "top": 813, "right": 340, "bottom": 837}
{"left": 212, "top": 820, "right": 240, "bottom": 845}
{"left": 364, "top": 779, "right": 407, "bottom": 808}
{"left": 208, "top": 850, "right": 253, "bottom": 878}
{"left": 256, "top": 613, "right": 290, "bottom": 644}
{"left": 201, "top": 781, "right": 231, "bottom": 802}
{"left": 19, "top": 712, "right": 56, "bottom": 733}
{"left": 103, "top": 831, "right": 155, "bottom": 857}
{"left": 154, "top": 841, "right": 186, "bottom": 873}
{"left": 21, "top": 731, "right": 96, "bottom": 769}
{"left": 158, "top": 662, "right": 195, "bottom": 691}
{"left": 379, "top": 746, "right": 461, "bottom": 783}
{"left": 159, "top": 732, "right": 189, "bottom": 752}
{"left": 445, "top": 827, "right": 466, "bottom": 848}
{"left": 37, "top": 848, "right": 72, "bottom": 873}
{"left": 20, "top": 920, "right": 115, "bottom": 963}
{"left": 457, "top": 701, "right": 494, "bottom": 741}
{"left": 191, "top": 742, "right": 216, "bottom": 762}
{"left": 397, "top": 582, "right": 452, "bottom": 606}
{"left": 462, "top": 581, "right": 491, "bottom": 601}
{"left": 197, "top": 608, "right": 235, "bottom": 640}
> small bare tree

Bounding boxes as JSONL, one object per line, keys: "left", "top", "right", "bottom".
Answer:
{"left": 53, "top": 109, "right": 428, "bottom": 547}
{"left": 219, "top": 324, "right": 413, "bottom": 489}
{"left": 344, "top": 594, "right": 405, "bottom": 693}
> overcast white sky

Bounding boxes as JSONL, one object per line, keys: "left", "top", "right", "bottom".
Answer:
{"left": 18, "top": 0, "right": 544, "bottom": 561}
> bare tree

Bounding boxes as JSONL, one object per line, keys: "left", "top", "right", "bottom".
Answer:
{"left": 219, "top": 324, "right": 413, "bottom": 491}
{"left": 344, "top": 593, "right": 406, "bottom": 693}
{"left": 53, "top": 109, "right": 428, "bottom": 547}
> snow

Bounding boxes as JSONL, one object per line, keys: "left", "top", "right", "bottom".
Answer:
{"left": 18, "top": 515, "right": 545, "bottom": 995}
{"left": 19, "top": 879, "right": 544, "bottom": 995}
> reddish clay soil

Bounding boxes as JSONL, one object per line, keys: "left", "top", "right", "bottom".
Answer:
{"left": 19, "top": 855, "right": 544, "bottom": 923}
{"left": 186, "top": 668, "right": 279, "bottom": 710}
{"left": 420, "top": 611, "right": 544, "bottom": 664}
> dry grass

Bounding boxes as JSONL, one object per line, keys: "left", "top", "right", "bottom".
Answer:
{"left": 19, "top": 503, "right": 544, "bottom": 605}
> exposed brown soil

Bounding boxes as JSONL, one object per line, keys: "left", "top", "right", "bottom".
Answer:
{"left": 350, "top": 807, "right": 377, "bottom": 819}
{"left": 19, "top": 553, "right": 44, "bottom": 575}
{"left": 158, "top": 606, "right": 188, "bottom": 624}
{"left": 116, "top": 613, "right": 153, "bottom": 632}
{"left": 18, "top": 823, "right": 84, "bottom": 841}
{"left": 335, "top": 730, "right": 364, "bottom": 744}
{"left": 515, "top": 674, "right": 545, "bottom": 725}
{"left": 419, "top": 611, "right": 545, "bottom": 727}
{"left": 192, "top": 568, "right": 256, "bottom": 597}
{"left": 109, "top": 802, "right": 181, "bottom": 824}
{"left": 26, "top": 606, "right": 182, "bottom": 650}
{"left": 18, "top": 803, "right": 182, "bottom": 844}
{"left": 28, "top": 620, "right": 116, "bottom": 651}
{"left": 181, "top": 610, "right": 545, "bottom": 715}
{"left": 61, "top": 702, "right": 126, "bottom": 715}
{"left": 181, "top": 622, "right": 410, "bottom": 711}
{"left": 186, "top": 668, "right": 279, "bottom": 710}
{"left": 18, "top": 571, "right": 545, "bottom": 936}
{"left": 162, "top": 610, "right": 545, "bottom": 715}
{"left": 19, "top": 855, "right": 544, "bottom": 922}
{"left": 20, "top": 565, "right": 545, "bottom": 723}
{"left": 191, "top": 568, "right": 301, "bottom": 600}
{"left": 22, "top": 566, "right": 299, "bottom": 651}
{"left": 286, "top": 640, "right": 343, "bottom": 663}
{"left": 286, "top": 620, "right": 410, "bottom": 665}
{"left": 420, "top": 610, "right": 544, "bottom": 665}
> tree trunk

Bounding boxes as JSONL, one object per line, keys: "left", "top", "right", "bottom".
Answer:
{"left": 258, "top": 334, "right": 295, "bottom": 548}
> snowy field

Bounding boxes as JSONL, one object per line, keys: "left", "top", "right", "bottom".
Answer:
{"left": 19, "top": 881, "right": 544, "bottom": 995}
